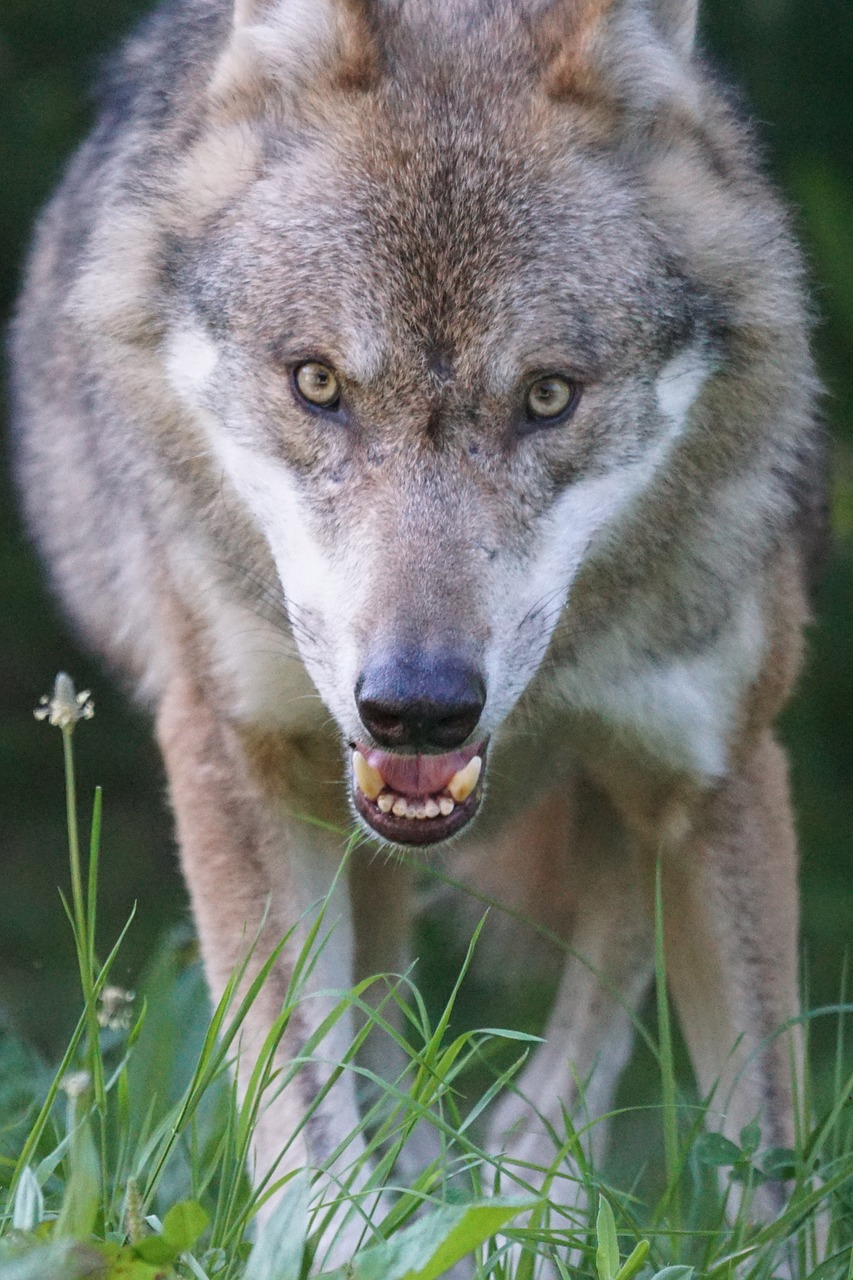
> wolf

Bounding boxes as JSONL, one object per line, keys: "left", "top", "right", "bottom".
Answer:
{"left": 11, "top": 0, "right": 826, "bottom": 1264}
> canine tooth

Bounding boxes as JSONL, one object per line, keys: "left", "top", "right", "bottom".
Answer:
{"left": 377, "top": 793, "right": 394, "bottom": 813}
{"left": 424, "top": 798, "right": 440, "bottom": 819}
{"left": 353, "top": 750, "right": 384, "bottom": 801}
{"left": 447, "top": 755, "right": 482, "bottom": 803}
{"left": 392, "top": 798, "right": 408, "bottom": 818}
{"left": 438, "top": 797, "right": 455, "bottom": 817}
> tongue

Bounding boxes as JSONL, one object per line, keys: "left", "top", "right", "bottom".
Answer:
{"left": 361, "top": 743, "right": 482, "bottom": 798}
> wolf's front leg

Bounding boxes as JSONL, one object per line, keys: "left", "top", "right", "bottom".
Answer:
{"left": 156, "top": 671, "right": 386, "bottom": 1260}
{"left": 661, "top": 732, "right": 802, "bottom": 1220}
{"left": 486, "top": 781, "right": 655, "bottom": 1236}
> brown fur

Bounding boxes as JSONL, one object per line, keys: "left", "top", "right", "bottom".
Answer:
{"left": 533, "top": 0, "right": 617, "bottom": 101}
{"left": 11, "top": 0, "right": 825, "bottom": 1265}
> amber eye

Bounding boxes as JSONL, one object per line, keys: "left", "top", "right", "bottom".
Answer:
{"left": 526, "top": 375, "right": 577, "bottom": 422}
{"left": 294, "top": 361, "right": 341, "bottom": 409}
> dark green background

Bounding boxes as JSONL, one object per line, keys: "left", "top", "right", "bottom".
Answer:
{"left": 0, "top": 1, "right": 851, "bottom": 1062}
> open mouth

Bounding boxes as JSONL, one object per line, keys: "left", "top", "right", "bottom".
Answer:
{"left": 350, "top": 740, "right": 487, "bottom": 846}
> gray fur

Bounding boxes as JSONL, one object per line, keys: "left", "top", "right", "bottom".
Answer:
{"left": 10, "top": 0, "right": 825, "bottom": 1252}
{"left": 12, "top": 1, "right": 821, "bottom": 702}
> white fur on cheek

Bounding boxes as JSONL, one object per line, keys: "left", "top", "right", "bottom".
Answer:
{"left": 542, "top": 346, "right": 711, "bottom": 590}
{"left": 545, "top": 346, "right": 759, "bottom": 779}
{"left": 485, "top": 346, "right": 712, "bottom": 739}
{"left": 163, "top": 320, "right": 337, "bottom": 630}
{"left": 655, "top": 345, "right": 710, "bottom": 428}
{"left": 165, "top": 324, "right": 220, "bottom": 401}
{"left": 164, "top": 322, "right": 368, "bottom": 733}
{"left": 198, "top": 419, "right": 362, "bottom": 727}
{"left": 483, "top": 460, "right": 662, "bottom": 715}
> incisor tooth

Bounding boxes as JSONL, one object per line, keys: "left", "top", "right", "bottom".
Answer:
{"left": 424, "top": 798, "right": 440, "bottom": 819}
{"left": 439, "top": 797, "right": 454, "bottom": 817}
{"left": 353, "top": 750, "right": 384, "bottom": 801}
{"left": 392, "top": 797, "right": 408, "bottom": 818}
{"left": 377, "top": 793, "right": 394, "bottom": 813}
{"left": 447, "top": 755, "right": 482, "bottom": 803}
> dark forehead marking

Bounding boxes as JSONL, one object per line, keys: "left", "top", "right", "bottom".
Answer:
{"left": 425, "top": 346, "right": 455, "bottom": 387}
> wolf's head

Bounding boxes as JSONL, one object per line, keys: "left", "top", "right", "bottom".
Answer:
{"left": 159, "top": 0, "right": 806, "bottom": 845}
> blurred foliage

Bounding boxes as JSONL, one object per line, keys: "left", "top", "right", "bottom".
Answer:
{"left": 0, "top": 0, "right": 850, "bottom": 1068}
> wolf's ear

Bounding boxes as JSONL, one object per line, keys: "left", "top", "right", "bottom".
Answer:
{"left": 211, "top": 0, "right": 381, "bottom": 115}
{"left": 650, "top": 0, "right": 698, "bottom": 58}
{"left": 531, "top": 0, "right": 698, "bottom": 101}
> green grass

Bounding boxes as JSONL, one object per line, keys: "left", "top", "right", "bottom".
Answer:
{"left": 1, "top": 682, "right": 851, "bottom": 1280}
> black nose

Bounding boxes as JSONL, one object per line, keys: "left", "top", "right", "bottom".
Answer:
{"left": 355, "top": 649, "right": 486, "bottom": 751}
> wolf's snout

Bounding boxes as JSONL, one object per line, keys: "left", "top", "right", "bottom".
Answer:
{"left": 355, "top": 650, "right": 486, "bottom": 751}
{"left": 351, "top": 650, "right": 488, "bottom": 845}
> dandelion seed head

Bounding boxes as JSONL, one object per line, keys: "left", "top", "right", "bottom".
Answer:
{"left": 97, "top": 986, "right": 135, "bottom": 1031}
{"left": 34, "top": 672, "right": 94, "bottom": 729}
{"left": 61, "top": 1070, "right": 92, "bottom": 1099}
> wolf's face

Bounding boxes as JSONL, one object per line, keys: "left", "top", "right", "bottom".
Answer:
{"left": 166, "top": 36, "right": 715, "bottom": 846}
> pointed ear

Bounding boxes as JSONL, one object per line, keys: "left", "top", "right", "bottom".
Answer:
{"left": 211, "top": 0, "right": 382, "bottom": 116}
{"left": 651, "top": 0, "right": 698, "bottom": 58}
{"left": 530, "top": 0, "right": 698, "bottom": 101}
{"left": 528, "top": 0, "right": 614, "bottom": 99}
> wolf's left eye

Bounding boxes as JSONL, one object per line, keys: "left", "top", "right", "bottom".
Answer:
{"left": 525, "top": 375, "right": 578, "bottom": 423}
{"left": 294, "top": 362, "right": 341, "bottom": 410}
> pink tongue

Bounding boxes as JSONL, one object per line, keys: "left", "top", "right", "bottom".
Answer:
{"left": 362, "top": 743, "right": 482, "bottom": 798}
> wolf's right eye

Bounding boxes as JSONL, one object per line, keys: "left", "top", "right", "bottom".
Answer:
{"left": 294, "top": 362, "right": 341, "bottom": 410}
{"left": 525, "top": 375, "right": 578, "bottom": 423}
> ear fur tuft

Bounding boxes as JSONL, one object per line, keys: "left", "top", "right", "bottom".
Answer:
{"left": 652, "top": 0, "right": 698, "bottom": 58}
{"left": 211, "top": 0, "right": 382, "bottom": 117}
{"left": 334, "top": 0, "right": 384, "bottom": 91}
{"left": 529, "top": 0, "right": 699, "bottom": 105}
{"left": 527, "top": 0, "right": 616, "bottom": 100}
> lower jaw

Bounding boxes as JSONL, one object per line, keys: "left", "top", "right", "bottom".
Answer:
{"left": 353, "top": 786, "right": 481, "bottom": 845}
